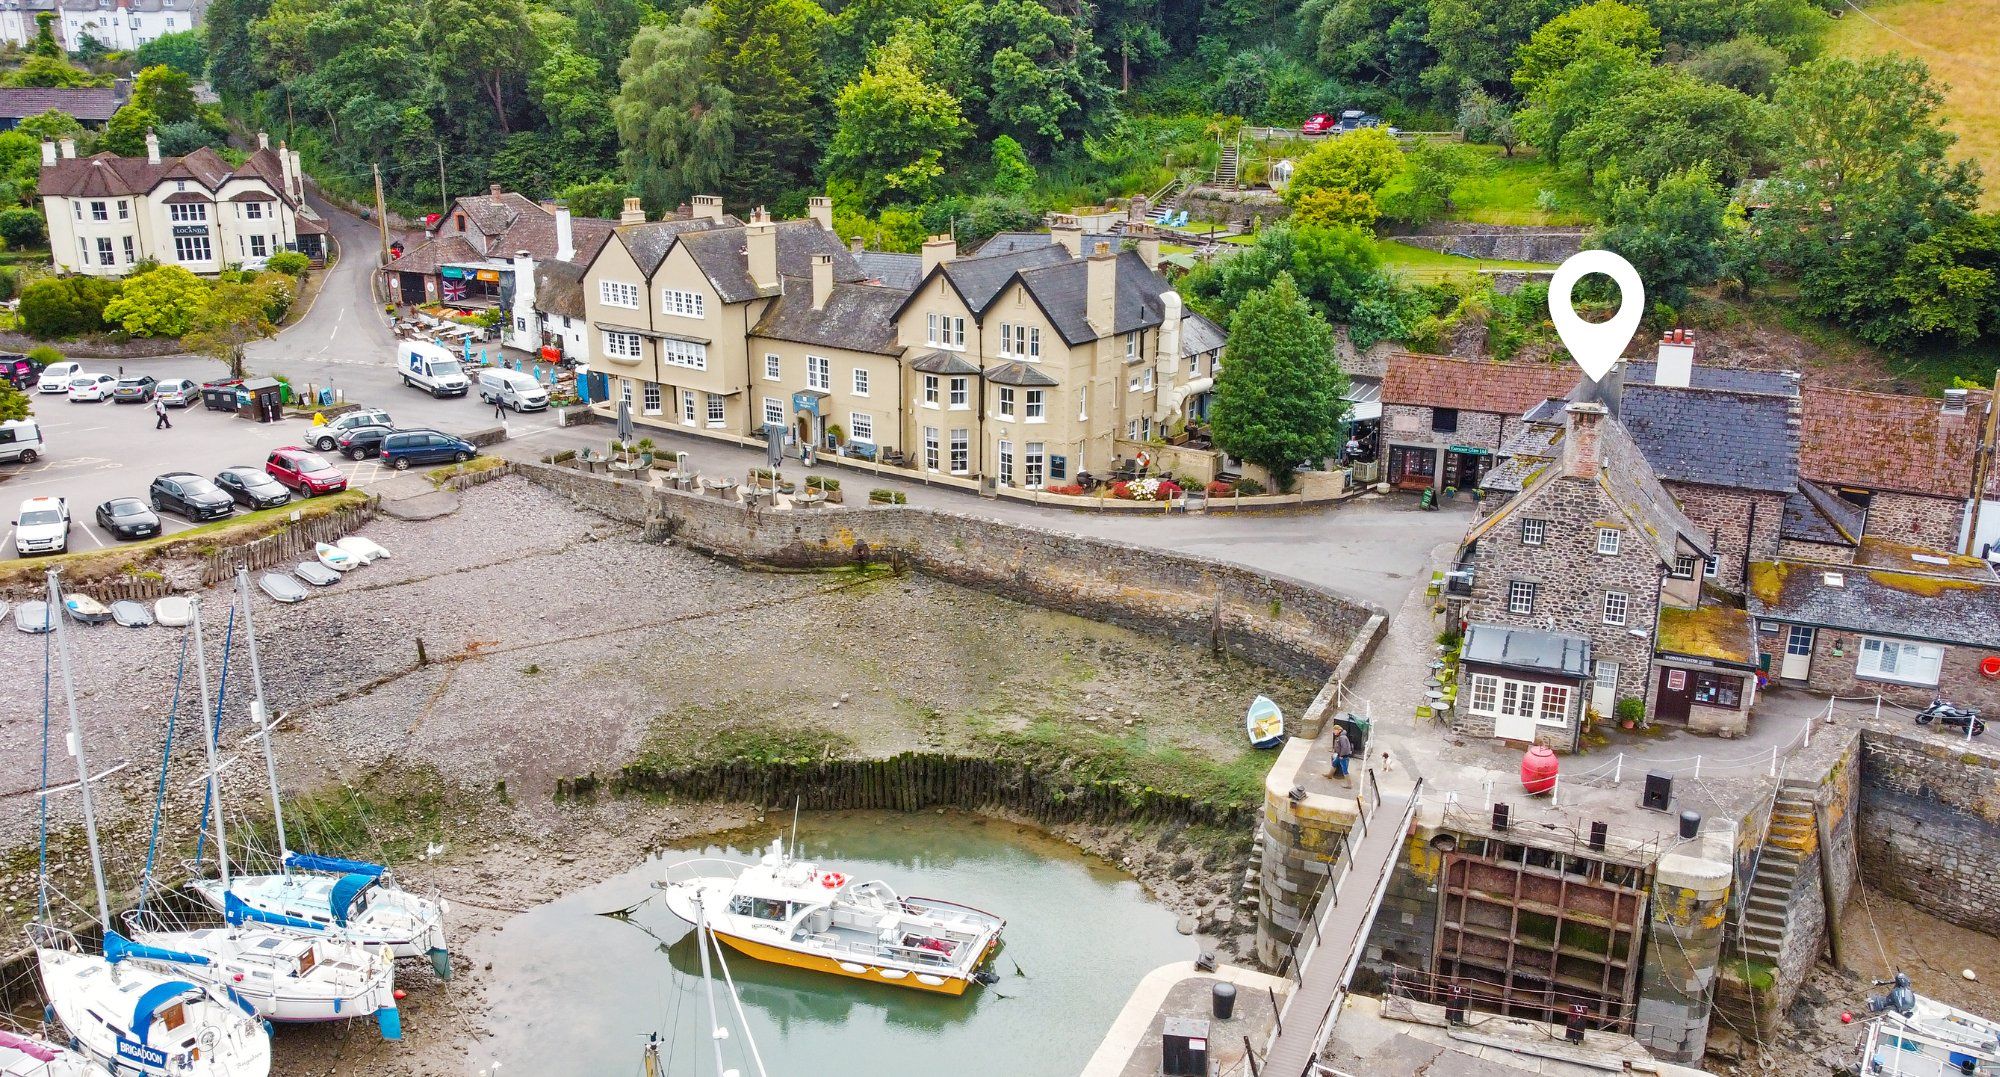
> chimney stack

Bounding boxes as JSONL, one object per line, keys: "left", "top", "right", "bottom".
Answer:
{"left": 257, "top": 131, "right": 269, "bottom": 150}
{"left": 40, "top": 139, "right": 54, "bottom": 166}
{"left": 620, "top": 197, "right": 646, "bottom": 225}
{"left": 1578, "top": 358, "right": 1625, "bottom": 420}
{"left": 144, "top": 129, "right": 159, "bottom": 165}
{"left": 849, "top": 236, "right": 864, "bottom": 254}
{"left": 554, "top": 203, "right": 574, "bottom": 262}
{"left": 1563, "top": 401, "right": 1608, "bottom": 479}
{"left": 746, "top": 212, "right": 778, "bottom": 294}
{"left": 1656, "top": 329, "right": 1694, "bottom": 388}
{"left": 490, "top": 183, "right": 503, "bottom": 197}
{"left": 921, "top": 234, "right": 955, "bottom": 277}
{"left": 1152, "top": 291, "right": 1183, "bottom": 420}
{"left": 1052, "top": 223, "right": 1083, "bottom": 257}
{"left": 810, "top": 253, "right": 834, "bottom": 312}
{"left": 512, "top": 250, "right": 537, "bottom": 326}
{"left": 1138, "top": 237, "right": 1160, "bottom": 272}
{"left": 58, "top": 138, "right": 75, "bottom": 159}
{"left": 806, "top": 195, "right": 833, "bottom": 232}
{"left": 1086, "top": 241, "right": 1117, "bottom": 338}
{"left": 289, "top": 148, "right": 304, "bottom": 199}
{"left": 691, "top": 195, "right": 725, "bottom": 222}
{"left": 276, "top": 139, "right": 294, "bottom": 198}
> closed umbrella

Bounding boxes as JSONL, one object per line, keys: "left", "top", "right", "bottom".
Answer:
{"left": 617, "top": 397, "right": 634, "bottom": 448}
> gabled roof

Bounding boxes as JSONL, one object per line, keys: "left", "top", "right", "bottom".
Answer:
{"left": 676, "top": 220, "right": 866, "bottom": 303}
{"left": 921, "top": 246, "right": 1072, "bottom": 316}
{"left": 433, "top": 191, "right": 620, "bottom": 267}
{"left": 385, "top": 235, "right": 483, "bottom": 277}
{"left": 1781, "top": 478, "right": 1864, "bottom": 548}
{"left": 1800, "top": 385, "right": 1991, "bottom": 500}
{"left": 976, "top": 231, "right": 1121, "bottom": 257}
{"left": 616, "top": 216, "right": 740, "bottom": 277}
{"left": 1010, "top": 250, "right": 1172, "bottom": 346}
{"left": 39, "top": 144, "right": 292, "bottom": 202}
{"left": 749, "top": 277, "right": 906, "bottom": 356}
{"left": 0, "top": 86, "right": 120, "bottom": 122}
{"left": 1748, "top": 560, "right": 2000, "bottom": 648}
{"left": 854, "top": 251, "right": 922, "bottom": 291}
{"left": 1625, "top": 361, "right": 1797, "bottom": 397}
{"left": 1619, "top": 385, "right": 1798, "bottom": 494}
{"left": 1382, "top": 354, "right": 1578, "bottom": 416}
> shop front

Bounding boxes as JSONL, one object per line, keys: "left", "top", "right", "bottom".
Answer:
{"left": 1386, "top": 443, "right": 1437, "bottom": 490}
{"left": 1444, "top": 444, "right": 1493, "bottom": 492}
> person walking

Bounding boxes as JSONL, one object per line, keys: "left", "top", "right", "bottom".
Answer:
{"left": 153, "top": 396, "right": 171, "bottom": 430}
{"left": 493, "top": 392, "right": 505, "bottom": 420}
{"left": 1331, "top": 726, "right": 1353, "bottom": 779}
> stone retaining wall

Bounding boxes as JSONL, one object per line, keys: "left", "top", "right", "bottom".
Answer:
{"left": 1857, "top": 724, "right": 2000, "bottom": 936}
{"left": 1390, "top": 223, "right": 1587, "bottom": 264}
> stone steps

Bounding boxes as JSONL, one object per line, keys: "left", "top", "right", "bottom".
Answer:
{"left": 1736, "top": 793, "right": 1823, "bottom": 963}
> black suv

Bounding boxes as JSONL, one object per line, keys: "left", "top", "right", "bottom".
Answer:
{"left": 215, "top": 466, "right": 292, "bottom": 509}
{"left": 336, "top": 424, "right": 393, "bottom": 460}
{"left": 149, "top": 472, "right": 236, "bottom": 521}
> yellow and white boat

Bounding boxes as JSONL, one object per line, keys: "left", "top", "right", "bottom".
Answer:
{"left": 659, "top": 840, "right": 1005, "bottom": 996}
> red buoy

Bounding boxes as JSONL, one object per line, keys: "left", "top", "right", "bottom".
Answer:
{"left": 393, "top": 989, "right": 407, "bottom": 1001}
{"left": 1521, "top": 745, "right": 1560, "bottom": 795}
{"left": 1981, "top": 655, "right": 2000, "bottom": 678}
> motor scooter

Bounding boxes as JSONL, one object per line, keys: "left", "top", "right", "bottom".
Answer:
{"left": 1916, "top": 696, "right": 1986, "bottom": 737}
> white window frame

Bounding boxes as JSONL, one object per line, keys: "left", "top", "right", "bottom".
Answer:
{"left": 762, "top": 397, "right": 784, "bottom": 426}
{"left": 949, "top": 428, "right": 969, "bottom": 475}
{"left": 849, "top": 411, "right": 873, "bottom": 443}
{"left": 1521, "top": 518, "right": 1547, "bottom": 547}
{"left": 168, "top": 202, "right": 207, "bottom": 223}
{"left": 1536, "top": 685, "right": 1572, "bottom": 728}
{"left": 997, "top": 387, "right": 1015, "bottom": 420}
{"left": 642, "top": 382, "right": 662, "bottom": 415}
{"left": 852, "top": 368, "right": 869, "bottom": 396}
{"left": 948, "top": 377, "right": 968, "bottom": 409}
{"left": 1596, "top": 528, "right": 1622, "bottom": 556}
{"left": 662, "top": 339, "right": 707, "bottom": 371}
{"left": 923, "top": 426, "right": 940, "bottom": 472}
{"left": 249, "top": 234, "right": 269, "bottom": 258}
{"left": 923, "top": 375, "right": 940, "bottom": 408}
{"left": 661, "top": 288, "right": 705, "bottom": 318}
{"left": 90, "top": 200, "right": 107, "bottom": 221}
{"left": 604, "top": 331, "right": 642, "bottom": 360}
{"left": 1467, "top": 673, "right": 1573, "bottom": 729}
{"left": 599, "top": 280, "right": 640, "bottom": 309}
{"left": 242, "top": 201, "right": 261, "bottom": 220}
{"left": 1603, "top": 591, "right": 1629, "bottom": 626}
{"left": 1125, "top": 330, "right": 1139, "bottom": 361}
{"left": 926, "top": 313, "right": 965, "bottom": 349}
{"left": 998, "top": 439, "right": 1014, "bottom": 487}
{"left": 681, "top": 390, "right": 697, "bottom": 425}
{"left": 1025, "top": 389, "right": 1045, "bottom": 422}
{"left": 764, "top": 354, "right": 780, "bottom": 381}
{"left": 121, "top": 236, "right": 134, "bottom": 263}
{"left": 173, "top": 234, "right": 211, "bottom": 262}
{"left": 94, "top": 237, "right": 112, "bottom": 266}
{"left": 806, "top": 355, "right": 830, "bottom": 391}
{"left": 706, "top": 394, "right": 726, "bottom": 428}
{"left": 1507, "top": 580, "right": 1536, "bottom": 616}
{"left": 1857, "top": 637, "right": 1944, "bottom": 687}
{"left": 1673, "top": 554, "right": 1697, "bottom": 579}
{"left": 1704, "top": 554, "right": 1719, "bottom": 579}
{"left": 1024, "top": 441, "right": 1045, "bottom": 489}
{"left": 1595, "top": 661, "right": 1619, "bottom": 695}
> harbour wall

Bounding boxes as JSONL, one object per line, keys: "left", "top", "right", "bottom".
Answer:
{"left": 1857, "top": 724, "right": 2000, "bottom": 936}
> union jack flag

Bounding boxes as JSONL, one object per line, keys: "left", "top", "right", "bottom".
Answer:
{"left": 441, "top": 278, "right": 467, "bottom": 302}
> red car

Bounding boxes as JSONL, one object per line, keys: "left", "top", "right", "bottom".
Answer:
{"left": 1302, "top": 113, "right": 1337, "bottom": 135}
{"left": 265, "top": 447, "right": 348, "bottom": 496}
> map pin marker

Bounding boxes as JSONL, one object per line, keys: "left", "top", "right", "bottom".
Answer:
{"left": 1548, "top": 249, "right": 1644, "bottom": 383}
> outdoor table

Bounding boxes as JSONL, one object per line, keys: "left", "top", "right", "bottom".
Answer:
{"left": 702, "top": 479, "right": 736, "bottom": 499}
{"left": 794, "top": 491, "right": 827, "bottom": 510}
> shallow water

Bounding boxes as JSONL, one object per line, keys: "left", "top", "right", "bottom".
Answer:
{"left": 479, "top": 811, "right": 1194, "bottom": 1077}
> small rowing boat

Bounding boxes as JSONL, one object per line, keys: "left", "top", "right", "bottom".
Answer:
{"left": 155, "top": 596, "right": 192, "bottom": 627}
{"left": 15, "top": 600, "right": 52, "bottom": 633}
{"left": 336, "top": 536, "right": 389, "bottom": 562}
{"left": 315, "top": 542, "right": 357, "bottom": 572}
{"left": 1246, "top": 695, "right": 1285, "bottom": 749}
{"left": 62, "top": 595, "right": 109, "bottom": 625}
{"left": 110, "top": 600, "right": 153, "bottom": 627}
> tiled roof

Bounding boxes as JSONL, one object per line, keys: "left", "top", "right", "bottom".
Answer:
{"left": 749, "top": 277, "right": 905, "bottom": 356}
{"left": 909, "top": 350, "right": 980, "bottom": 375}
{"left": 1748, "top": 560, "right": 2000, "bottom": 648}
{"left": 1800, "top": 386, "right": 1990, "bottom": 499}
{"left": 616, "top": 216, "right": 740, "bottom": 278}
{"left": 1382, "top": 354, "right": 1578, "bottom": 415}
{"left": 985, "top": 360, "right": 1061, "bottom": 387}
{"left": 1012, "top": 250, "right": 1173, "bottom": 346}
{"left": 534, "top": 261, "right": 586, "bottom": 319}
{"left": 385, "top": 235, "right": 483, "bottom": 277}
{"left": 1656, "top": 604, "right": 1760, "bottom": 668}
{"left": 932, "top": 246, "right": 1072, "bottom": 314}
{"left": 853, "top": 251, "right": 922, "bottom": 290}
{"left": 976, "top": 231, "right": 1122, "bottom": 257}
{"left": 1181, "top": 310, "right": 1226, "bottom": 356}
{"left": 0, "top": 86, "right": 120, "bottom": 122}
{"left": 1852, "top": 536, "right": 1997, "bottom": 582}
{"left": 1620, "top": 385, "right": 1798, "bottom": 493}
{"left": 1461, "top": 623, "right": 1591, "bottom": 677}
{"left": 1626, "top": 361, "right": 1797, "bottom": 396}
{"left": 39, "top": 144, "right": 290, "bottom": 202}
{"left": 433, "top": 192, "right": 620, "bottom": 267}
{"left": 677, "top": 220, "right": 866, "bottom": 303}
{"left": 1781, "top": 479, "right": 1864, "bottom": 547}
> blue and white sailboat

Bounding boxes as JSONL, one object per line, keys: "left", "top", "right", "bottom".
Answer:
{"left": 185, "top": 569, "right": 449, "bottom": 972}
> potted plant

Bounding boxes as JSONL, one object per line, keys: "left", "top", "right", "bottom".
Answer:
{"left": 806, "top": 475, "right": 842, "bottom": 503}
{"left": 1615, "top": 697, "right": 1644, "bottom": 731}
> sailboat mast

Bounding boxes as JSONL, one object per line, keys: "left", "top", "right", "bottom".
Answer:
{"left": 47, "top": 570, "right": 111, "bottom": 931}
{"left": 191, "top": 598, "right": 230, "bottom": 888}
{"left": 234, "top": 567, "right": 291, "bottom": 868}
{"left": 696, "top": 896, "right": 730, "bottom": 1077}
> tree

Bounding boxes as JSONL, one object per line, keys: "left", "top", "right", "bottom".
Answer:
{"left": 1307, "top": 0, "right": 1436, "bottom": 103}
{"left": 132, "top": 66, "right": 198, "bottom": 124}
{"left": 155, "top": 119, "right": 222, "bottom": 156}
{"left": 265, "top": 250, "right": 311, "bottom": 276}
{"left": 989, "top": 135, "right": 1035, "bottom": 197}
{"left": 5, "top": 54, "right": 109, "bottom": 88}
{"left": 1457, "top": 88, "right": 1518, "bottom": 156}
{"left": 1179, "top": 221, "right": 1418, "bottom": 348}
{"left": 135, "top": 29, "right": 208, "bottom": 76}
{"left": 1594, "top": 164, "right": 1726, "bottom": 308}
{"left": 1683, "top": 34, "right": 1787, "bottom": 97}
{"left": 1284, "top": 127, "right": 1404, "bottom": 217}
{"left": 1423, "top": 0, "right": 1573, "bottom": 94}
{"left": 1379, "top": 140, "right": 1490, "bottom": 226}
{"left": 1512, "top": 0, "right": 1659, "bottom": 99}
{"left": 101, "top": 105, "right": 159, "bottom": 158}
{"left": 204, "top": 0, "right": 272, "bottom": 100}
{"left": 1523, "top": 50, "right": 1771, "bottom": 195}
{"left": 0, "top": 207, "right": 45, "bottom": 249}
{"left": 419, "top": 0, "right": 534, "bottom": 134}
{"left": 16, "top": 110, "right": 84, "bottom": 144}
{"left": 1292, "top": 187, "right": 1381, "bottom": 228}
{"left": 962, "top": 0, "right": 1113, "bottom": 149}
{"left": 18, "top": 277, "right": 119, "bottom": 339}
{"left": 103, "top": 265, "right": 209, "bottom": 337}
{"left": 556, "top": 178, "right": 636, "bottom": 220}
{"left": 1886, "top": 214, "right": 2000, "bottom": 345}
{"left": 530, "top": 37, "right": 615, "bottom": 175}
{"left": 572, "top": 0, "right": 647, "bottom": 73}
{"left": 614, "top": 12, "right": 738, "bottom": 212}
{"left": 28, "top": 12, "right": 59, "bottom": 58}
{"left": 1211, "top": 273, "right": 1349, "bottom": 491}
{"left": 705, "top": 0, "right": 829, "bottom": 204}
{"left": 185, "top": 281, "right": 277, "bottom": 378}
{"left": 0, "top": 382, "right": 27, "bottom": 422}
{"left": 825, "top": 40, "right": 971, "bottom": 208}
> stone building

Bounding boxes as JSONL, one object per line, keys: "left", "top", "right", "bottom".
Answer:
{"left": 1379, "top": 353, "right": 1576, "bottom": 493}
{"left": 1799, "top": 385, "right": 1998, "bottom": 552}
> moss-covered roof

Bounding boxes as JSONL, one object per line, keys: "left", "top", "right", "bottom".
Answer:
{"left": 1657, "top": 604, "right": 1760, "bottom": 667}
{"left": 1855, "top": 537, "right": 1997, "bottom": 582}
{"left": 1747, "top": 559, "right": 2000, "bottom": 648}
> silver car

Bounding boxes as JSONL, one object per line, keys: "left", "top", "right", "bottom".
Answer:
{"left": 155, "top": 378, "right": 201, "bottom": 408}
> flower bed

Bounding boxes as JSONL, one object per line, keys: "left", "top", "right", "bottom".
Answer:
{"left": 1111, "top": 478, "right": 1184, "bottom": 501}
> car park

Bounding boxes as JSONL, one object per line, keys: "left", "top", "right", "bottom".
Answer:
{"left": 67, "top": 374, "right": 118, "bottom": 402}
{"left": 477, "top": 368, "right": 549, "bottom": 412}
{"left": 13, "top": 496, "right": 70, "bottom": 555}
{"left": 111, "top": 375, "right": 158, "bottom": 403}
{"left": 94, "top": 497, "right": 161, "bottom": 540}
{"left": 215, "top": 466, "right": 292, "bottom": 509}
{"left": 36, "top": 362, "right": 82, "bottom": 393}
{"left": 155, "top": 378, "right": 201, "bottom": 407}
{"left": 265, "top": 447, "right": 348, "bottom": 495}
{"left": 380, "top": 429, "right": 475, "bottom": 470}
{"left": 0, "top": 419, "right": 43, "bottom": 464}
{"left": 150, "top": 472, "right": 236, "bottom": 521}
{"left": 335, "top": 425, "right": 393, "bottom": 460}
{"left": 310, "top": 409, "right": 393, "bottom": 451}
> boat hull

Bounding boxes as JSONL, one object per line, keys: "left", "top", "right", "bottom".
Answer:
{"left": 709, "top": 927, "right": 982, "bottom": 996}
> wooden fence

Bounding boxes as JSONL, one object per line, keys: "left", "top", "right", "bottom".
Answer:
{"left": 197, "top": 499, "right": 379, "bottom": 583}
{"left": 431, "top": 459, "right": 515, "bottom": 494}
{"left": 1239, "top": 126, "right": 1464, "bottom": 146}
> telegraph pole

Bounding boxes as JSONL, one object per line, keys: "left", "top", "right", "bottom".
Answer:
{"left": 436, "top": 142, "right": 449, "bottom": 218}
{"left": 1964, "top": 368, "right": 2000, "bottom": 557}
{"left": 372, "top": 163, "right": 391, "bottom": 266}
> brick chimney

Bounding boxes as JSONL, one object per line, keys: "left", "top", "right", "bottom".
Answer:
{"left": 145, "top": 129, "right": 159, "bottom": 165}
{"left": 746, "top": 210, "right": 778, "bottom": 294}
{"left": 921, "top": 234, "right": 955, "bottom": 277}
{"left": 257, "top": 131, "right": 269, "bottom": 150}
{"left": 806, "top": 195, "right": 833, "bottom": 232}
{"left": 40, "top": 140, "right": 54, "bottom": 166}
{"left": 1052, "top": 223, "right": 1083, "bottom": 257}
{"left": 619, "top": 197, "right": 645, "bottom": 225}
{"left": 1563, "top": 401, "right": 1608, "bottom": 479}
{"left": 849, "top": 236, "right": 864, "bottom": 254}
{"left": 1656, "top": 329, "right": 1695, "bottom": 388}
{"left": 811, "top": 253, "right": 834, "bottom": 312}
{"left": 1086, "top": 241, "right": 1117, "bottom": 338}
{"left": 691, "top": 195, "right": 725, "bottom": 222}
{"left": 554, "top": 203, "right": 574, "bottom": 262}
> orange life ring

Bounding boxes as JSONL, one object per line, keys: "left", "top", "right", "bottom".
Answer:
{"left": 1982, "top": 655, "right": 2000, "bottom": 678}
{"left": 821, "top": 872, "right": 847, "bottom": 890}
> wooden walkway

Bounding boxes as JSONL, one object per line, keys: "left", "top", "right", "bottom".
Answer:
{"left": 1263, "top": 772, "right": 1422, "bottom": 1077}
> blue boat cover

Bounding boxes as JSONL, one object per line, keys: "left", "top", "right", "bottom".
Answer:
{"left": 223, "top": 987, "right": 257, "bottom": 1017}
{"left": 285, "top": 851, "right": 386, "bottom": 878}
{"left": 377, "top": 1004, "right": 402, "bottom": 1041}
{"left": 224, "top": 891, "right": 319, "bottom": 932}
{"left": 329, "top": 873, "right": 376, "bottom": 926}
{"left": 129, "top": 980, "right": 198, "bottom": 1045}
{"left": 104, "top": 930, "right": 211, "bottom": 968}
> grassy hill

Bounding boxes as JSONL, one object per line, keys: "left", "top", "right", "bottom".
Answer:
{"left": 1827, "top": 0, "right": 2000, "bottom": 210}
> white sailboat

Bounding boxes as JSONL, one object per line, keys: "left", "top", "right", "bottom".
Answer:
{"left": 1858, "top": 977, "right": 2000, "bottom": 1076}
{"left": 120, "top": 597, "right": 401, "bottom": 1037}
{"left": 185, "top": 569, "right": 449, "bottom": 971}
{"left": 642, "top": 893, "right": 769, "bottom": 1077}
{"left": 30, "top": 569, "right": 272, "bottom": 1077}
{"left": 0, "top": 1028, "right": 112, "bottom": 1077}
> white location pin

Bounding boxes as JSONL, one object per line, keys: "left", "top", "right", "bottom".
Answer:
{"left": 1548, "top": 249, "right": 1644, "bottom": 382}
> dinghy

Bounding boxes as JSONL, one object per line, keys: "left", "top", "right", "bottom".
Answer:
{"left": 294, "top": 561, "right": 341, "bottom": 587}
{"left": 335, "top": 536, "right": 389, "bottom": 562}
{"left": 110, "top": 600, "right": 153, "bottom": 627}
{"left": 1246, "top": 695, "right": 1285, "bottom": 749}
{"left": 61, "top": 594, "right": 109, "bottom": 625}
{"left": 15, "top": 600, "right": 52, "bottom": 633}
{"left": 315, "top": 542, "right": 358, "bottom": 572}
{"left": 155, "top": 596, "right": 192, "bottom": 627}
{"left": 259, "top": 572, "right": 307, "bottom": 603}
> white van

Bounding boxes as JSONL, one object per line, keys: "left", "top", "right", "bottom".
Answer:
{"left": 0, "top": 418, "right": 43, "bottom": 463}
{"left": 397, "top": 341, "right": 470, "bottom": 398}
{"left": 477, "top": 368, "right": 549, "bottom": 412}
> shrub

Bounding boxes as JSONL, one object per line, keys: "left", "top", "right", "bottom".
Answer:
{"left": 264, "top": 250, "right": 310, "bottom": 276}
{"left": 868, "top": 488, "right": 906, "bottom": 504}
{"left": 0, "top": 267, "right": 18, "bottom": 302}
{"left": 1615, "top": 697, "right": 1646, "bottom": 725}
{"left": 1234, "top": 477, "right": 1267, "bottom": 495}
{"left": 805, "top": 475, "right": 840, "bottom": 491}
{"left": 18, "top": 275, "right": 119, "bottom": 338}
{"left": 25, "top": 344, "right": 63, "bottom": 365}
{"left": 1206, "top": 479, "right": 1235, "bottom": 497}
{"left": 0, "top": 206, "right": 45, "bottom": 249}
{"left": 1045, "top": 483, "right": 1084, "bottom": 496}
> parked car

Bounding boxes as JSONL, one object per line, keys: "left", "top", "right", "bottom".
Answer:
{"left": 264, "top": 447, "right": 348, "bottom": 496}
{"left": 36, "top": 362, "right": 83, "bottom": 393}
{"left": 94, "top": 497, "right": 161, "bottom": 540}
{"left": 335, "top": 425, "right": 393, "bottom": 460}
{"left": 67, "top": 374, "right": 118, "bottom": 402}
{"left": 477, "top": 368, "right": 548, "bottom": 412}
{"left": 149, "top": 472, "right": 235, "bottom": 521}
{"left": 310, "top": 409, "right": 393, "bottom": 452}
{"left": 397, "top": 341, "right": 470, "bottom": 397}
{"left": 1301, "top": 113, "right": 1338, "bottom": 135}
{"left": 1302, "top": 109, "right": 1383, "bottom": 135}
{"left": 155, "top": 378, "right": 201, "bottom": 408}
{"left": 111, "top": 375, "right": 158, "bottom": 403}
{"left": 0, "top": 354, "right": 43, "bottom": 390}
{"left": 215, "top": 466, "right": 292, "bottom": 509}
{"left": 0, "top": 418, "right": 43, "bottom": 464}
{"left": 13, "top": 495, "right": 69, "bottom": 555}
{"left": 380, "top": 429, "right": 475, "bottom": 471}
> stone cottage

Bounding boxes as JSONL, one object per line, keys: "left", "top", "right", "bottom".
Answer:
{"left": 1379, "top": 353, "right": 1577, "bottom": 493}
{"left": 1799, "top": 385, "right": 1998, "bottom": 552}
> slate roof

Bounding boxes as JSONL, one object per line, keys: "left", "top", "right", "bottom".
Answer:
{"left": 976, "top": 231, "right": 1123, "bottom": 257}
{"left": 1800, "top": 386, "right": 1991, "bottom": 499}
{"left": 433, "top": 191, "right": 620, "bottom": 267}
{"left": 1181, "top": 310, "right": 1226, "bottom": 356}
{"left": 1626, "top": 361, "right": 1797, "bottom": 396}
{"left": 386, "top": 236, "right": 482, "bottom": 277}
{"left": 39, "top": 144, "right": 292, "bottom": 201}
{"left": 749, "top": 277, "right": 906, "bottom": 356}
{"left": 1382, "top": 354, "right": 1578, "bottom": 415}
{"left": 1781, "top": 479, "right": 1864, "bottom": 548}
{"left": 677, "top": 221, "right": 866, "bottom": 303}
{"left": 534, "top": 261, "right": 587, "bottom": 319}
{"left": 1619, "top": 385, "right": 1798, "bottom": 493}
{"left": 930, "top": 246, "right": 1072, "bottom": 314}
{"left": 1012, "top": 250, "right": 1174, "bottom": 346}
{"left": 1748, "top": 561, "right": 2000, "bottom": 648}
{"left": 1461, "top": 623, "right": 1592, "bottom": 677}
{"left": 984, "top": 360, "right": 1061, "bottom": 387}
{"left": 0, "top": 86, "right": 120, "bottom": 122}
{"left": 909, "top": 350, "right": 980, "bottom": 375}
{"left": 853, "top": 251, "right": 922, "bottom": 290}
{"left": 617, "top": 217, "right": 739, "bottom": 277}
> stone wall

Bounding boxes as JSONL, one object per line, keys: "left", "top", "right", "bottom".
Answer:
{"left": 1390, "top": 223, "right": 1588, "bottom": 264}
{"left": 1783, "top": 623, "right": 2000, "bottom": 715}
{"left": 1866, "top": 491, "right": 1968, "bottom": 552}
{"left": 1858, "top": 725, "right": 2000, "bottom": 936}
{"left": 1667, "top": 484, "right": 1784, "bottom": 593}
{"left": 1778, "top": 537, "right": 1855, "bottom": 565}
